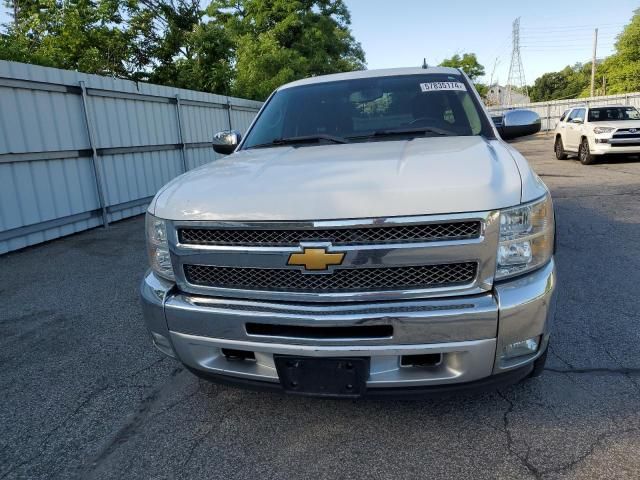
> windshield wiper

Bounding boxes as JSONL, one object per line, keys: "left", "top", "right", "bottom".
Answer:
{"left": 348, "top": 126, "right": 455, "bottom": 140}
{"left": 246, "top": 134, "right": 349, "bottom": 149}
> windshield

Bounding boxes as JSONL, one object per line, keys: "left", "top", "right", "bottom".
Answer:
{"left": 241, "top": 73, "right": 494, "bottom": 149}
{"left": 588, "top": 107, "right": 640, "bottom": 122}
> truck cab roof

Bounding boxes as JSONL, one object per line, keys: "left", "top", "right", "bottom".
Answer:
{"left": 278, "top": 67, "right": 463, "bottom": 90}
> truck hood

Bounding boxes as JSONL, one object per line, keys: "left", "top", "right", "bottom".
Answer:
{"left": 152, "top": 136, "right": 524, "bottom": 221}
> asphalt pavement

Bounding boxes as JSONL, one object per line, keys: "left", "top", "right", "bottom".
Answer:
{"left": 2, "top": 134, "right": 640, "bottom": 479}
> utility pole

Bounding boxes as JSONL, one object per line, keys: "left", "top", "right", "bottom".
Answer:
{"left": 590, "top": 28, "right": 598, "bottom": 97}
{"left": 488, "top": 57, "right": 500, "bottom": 105}
{"left": 602, "top": 76, "right": 606, "bottom": 96}
{"left": 13, "top": 0, "right": 19, "bottom": 27}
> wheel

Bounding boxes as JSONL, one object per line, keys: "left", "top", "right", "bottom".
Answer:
{"left": 579, "top": 137, "right": 596, "bottom": 165}
{"left": 554, "top": 136, "right": 568, "bottom": 159}
{"left": 528, "top": 345, "right": 548, "bottom": 378}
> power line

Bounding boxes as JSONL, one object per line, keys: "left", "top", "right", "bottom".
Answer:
{"left": 519, "top": 35, "right": 617, "bottom": 42}
{"left": 521, "top": 23, "right": 626, "bottom": 31}
{"left": 520, "top": 45, "right": 616, "bottom": 50}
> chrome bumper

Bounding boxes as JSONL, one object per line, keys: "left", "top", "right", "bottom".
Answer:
{"left": 140, "top": 260, "right": 556, "bottom": 390}
{"left": 591, "top": 137, "right": 640, "bottom": 154}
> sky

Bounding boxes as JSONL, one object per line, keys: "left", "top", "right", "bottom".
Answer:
{"left": 1, "top": 1, "right": 638, "bottom": 86}
{"left": 345, "top": 0, "right": 639, "bottom": 85}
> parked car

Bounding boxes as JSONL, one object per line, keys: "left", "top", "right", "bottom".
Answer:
{"left": 141, "top": 67, "right": 556, "bottom": 398}
{"left": 554, "top": 105, "right": 640, "bottom": 164}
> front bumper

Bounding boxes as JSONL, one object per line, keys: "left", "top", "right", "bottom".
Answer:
{"left": 590, "top": 136, "right": 640, "bottom": 155}
{"left": 141, "top": 260, "right": 556, "bottom": 395}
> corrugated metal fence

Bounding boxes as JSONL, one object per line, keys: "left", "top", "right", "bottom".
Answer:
{"left": 0, "top": 61, "right": 262, "bottom": 255}
{"left": 488, "top": 91, "right": 640, "bottom": 132}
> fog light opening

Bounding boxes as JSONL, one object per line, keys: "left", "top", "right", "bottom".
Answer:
{"left": 400, "top": 353, "right": 443, "bottom": 368}
{"left": 151, "top": 332, "right": 176, "bottom": 358}
{"left": 502, "top": 336, "right": 540, "bottom": 360}
{"left": 221, "top": 348, "right": 256, "bottom": 362}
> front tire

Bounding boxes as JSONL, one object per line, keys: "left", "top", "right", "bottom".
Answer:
{"left": 554, "top": 136, "right": 568, "bottom": 159}
{"left": 579, "top": 138, "right": 596, "bottom": 165}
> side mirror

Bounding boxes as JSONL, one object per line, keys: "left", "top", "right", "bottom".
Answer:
{"left": 213, "top": 130, "right": 242, "bottom": 155}
{"left": 495, "top": 109, "right": 542, "bottom": 140}
{"left": 571, "top": 118, "right": 584, "bottom": 124}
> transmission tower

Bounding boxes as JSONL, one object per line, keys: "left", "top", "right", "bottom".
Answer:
{"left": 506, "top": 18, "right": 528, "bottom": 106}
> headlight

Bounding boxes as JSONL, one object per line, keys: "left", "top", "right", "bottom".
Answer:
{"left": 146, "top": 213, "right": 175, "bottom": 280}
{"left": 593, "top": 126, "right": 614, "bottom": 134}
{"left": 496, "top": 194, "right": 554, "bottom": 280}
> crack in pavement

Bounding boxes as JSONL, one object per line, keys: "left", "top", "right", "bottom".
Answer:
{"left": 496, "top": 390, "right": 542, "bottom": 480}
{"left": 496, "top": 390, "right": 640, "bottom": 479}
{"left": 541, "top": 427, "right": 640, "bottom": 477}
{"left": 1, "top": 382, "right": 114, "bottom": 479}
{"left": 180, "top": 401, "right": 238, "bottom": 473}
{"left": 0, "top": 357, "right": 167, "bottom": 479}
{"left": 151, "top": 378, "right": 203, "bottom": 421}
{"left": 80, "top": 366, "right": 185, "bottom": 479}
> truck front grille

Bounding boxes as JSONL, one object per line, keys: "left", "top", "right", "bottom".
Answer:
{"left": 179, "top": 221, "right": 480, "bottom": 247}
{"left": 613, "top": 130, "right": 640, "bottom": 138}
{"left": 184, "top": 262, "right": 477, "bottom": 293}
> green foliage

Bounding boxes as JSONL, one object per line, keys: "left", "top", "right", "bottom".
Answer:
{"left": 529, "top": 63, "right": 591, "bottom": 102}
{"left": 437, "top": 52, "right": 486, "bottom": 98}
{"left": 143, "top": 2, "right": 235, "bottom": 93}
{"left": 1, "top": 0, "right": 143, "bottom": 76}
{"left": 207, "top": 0, "right": 366, "bottom": 99}
{"left": 596, "top": 8, "right": 640, "bottom": 94}
{"left": 0, "top": 0, "right": 365, "bottom": 99}
{"left": 439, "top": 53, "right": 485, "bottom": 81}
{"left": 474, "top": 83, "right": 488, "bottom": 98}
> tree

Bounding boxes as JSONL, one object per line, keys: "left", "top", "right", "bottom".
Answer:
{"left": 439, "top": 53, "right": 485, "bottom": 81}
{"left": 207, "top": 0, "right": 366, "bottom": 100}
{"left": 0, "top": 0, "right": 366, "bottom": 99}
{"left": 596, "top": 8, "right": 640, "bottom": 94}
{"left": 528, "top": 64, "right": 591, "bottom": 102}
{"left": 142, "top": 1, "right": 234, "bottom": 93}
{"left": 0, "top": 0, "right": 155, "bottom": 77}
{"left": 474, "top": 83, "right": 488, "bottom": 98}
{"left": 529, "top": 72, "right": 568, "bottom": 102}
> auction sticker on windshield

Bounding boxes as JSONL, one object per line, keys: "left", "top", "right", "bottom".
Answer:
{"left": 420, "top": 82, "right": 466, "bottom": 93}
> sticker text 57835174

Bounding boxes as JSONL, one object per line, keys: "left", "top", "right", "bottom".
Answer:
{"left": 419, "top": 82, "right": 467, "bottom": 93}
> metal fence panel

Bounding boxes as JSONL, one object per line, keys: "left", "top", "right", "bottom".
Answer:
{"left": 231, "top": 107, "right": 260, "bottom": 133}
{"left": 488, "top": 92, "right": 640, "bottom": 132}
{"left": 0, "top": 60, "right": 262, "bottom": 255}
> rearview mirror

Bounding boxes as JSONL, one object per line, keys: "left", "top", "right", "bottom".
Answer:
{"left": 213, "top": 130, "right": 242, "bottom": 155}
{"left": 571, "top": 118, "right": 583, "bottom": 124}
{"left": 494, "top": 109, "right": 541, "bottom": 140}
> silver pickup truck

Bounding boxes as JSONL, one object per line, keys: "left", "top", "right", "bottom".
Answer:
{"left": 141, "top": 67, "right": 556, "bottom": 398}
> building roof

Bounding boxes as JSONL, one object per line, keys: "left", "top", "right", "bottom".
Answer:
{"left": 278, "top": 67, "right": 462, "bottom": 90}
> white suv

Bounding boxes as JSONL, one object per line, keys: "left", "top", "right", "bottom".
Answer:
{"left": 554, "top": 105, "right": 640, "bottom": 164}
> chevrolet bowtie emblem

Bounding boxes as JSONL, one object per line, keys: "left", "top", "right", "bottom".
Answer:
{"left": 287, "top": 248, "right": 345, "bottom": 271}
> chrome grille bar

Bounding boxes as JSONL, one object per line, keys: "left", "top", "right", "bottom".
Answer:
{"left": 184, "top": 262, "right": 478, "bottom": 293}
{"left": 179, "top": 221, "right": 481, "bottom": 247}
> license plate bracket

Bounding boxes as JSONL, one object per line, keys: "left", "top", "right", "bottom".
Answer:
{"left": 274, "top": 356, "right": 369, "bottom": 398}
